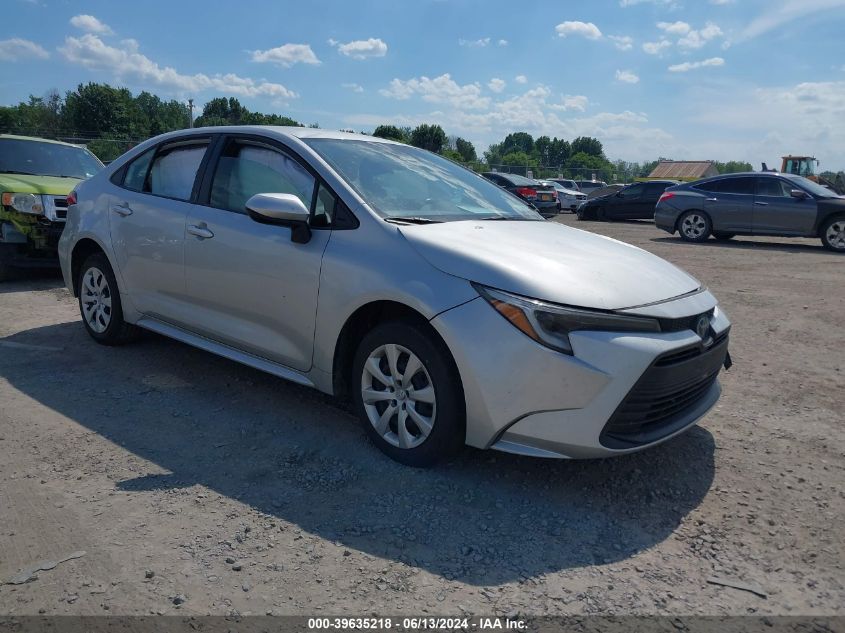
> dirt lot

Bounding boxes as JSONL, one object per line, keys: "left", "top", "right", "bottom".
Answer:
{"left": 0, "top": 216, "right": 842, "bottom": 617}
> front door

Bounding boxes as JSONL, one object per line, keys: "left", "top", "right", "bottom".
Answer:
{"left": 753, "top": 177, "right": 817, "bottom": 235}
{"left": 183, "top": 137, "right": 331, "bottom": 372}
{"left": 611, "top": 183, "right": 648, "bottom": 219}
{"left": 108, "top": 138, "right": 211, "bottom": 322}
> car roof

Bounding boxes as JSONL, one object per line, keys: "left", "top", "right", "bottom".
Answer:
{"left": 145, "top": 125, "right": 402, "bottom": 146}
{"left": 0, "top": 133, "right": 87, "bottom": 148}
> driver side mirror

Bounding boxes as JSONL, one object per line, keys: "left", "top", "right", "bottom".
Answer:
{"left": 790, "top": 189, "right": 807, "bottom": 200}
{"left": 245, "top": 193, "right": 312, "bottom": 244}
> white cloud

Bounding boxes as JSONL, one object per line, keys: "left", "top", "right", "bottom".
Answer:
{"left": 608, "top": 35, "right": 634, "bottom": 51}
{"left": 657, "top": 21, "right": 691, "bottom": 35}
{"left": 251, "top": 43, "right": 320, "bottom": 67}
{"left": 497, "top": 39, "right": 509, "bottom": 47}
{"left": 710, "top": 0, "right": 733, "bottom": 4}
{"left": 458, "top": 37, "right": 490, "bottom": 48}
{"left": 488, "top": 78, "right": 506, "bottom": 93}
{"left": 668, "top": 57, "right": 725, "bottom": 72}
{"left": 330, "top": 37, "right": 387, "bottom": 60}
{"left": 552, "top": 95, "right": 589, "bottom": 111}
{"left": 514, "top": 74, "right": 528, "bottom": 84}
{"left": 379, "top": 73, "right": 489, "bottom": 109}
{"left": 678, "top": 22, "right": 724, "bottom": 49}
{"left": 0, "top": 37, "right": 49, "bottom": 61}
{"left": 615, "top": 69, "right": 640, "bottom": 83}
{"left": 643, "top": 40, "right": 672, "bottom": 54}
{"left": 70, "top": 14, "right": 113, "bottom": 35}
{"left": 555, "top": 21, "right": 602, "bottom": 40}
{"left": 60, "top": 34, "right": 297, "bottom": 101}
{"left": 620, "top": 0, "right": 678, "bottom": 6}
{"left": 740, "top": 0, "right": 845, "bottom": 41}
{"left": 342, "top": 82, "right": 363, "bottom": 93}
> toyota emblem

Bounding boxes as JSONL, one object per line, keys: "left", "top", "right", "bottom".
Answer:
{"left": 695, "top": 314, "right": 711, "bottom": 340}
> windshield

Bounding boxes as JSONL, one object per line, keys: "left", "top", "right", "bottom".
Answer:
{"left": 303, "top": 139, "right": 541, "bottom": 221}
{"left": 0, "top": 138, "right": 104, "bottom": 180}
{"left": 791, "top": 175, "right": 838, "bottom": 198}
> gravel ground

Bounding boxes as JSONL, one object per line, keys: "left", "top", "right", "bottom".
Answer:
{"left": 0, "top": 215, "right": 842, "bottom": 617}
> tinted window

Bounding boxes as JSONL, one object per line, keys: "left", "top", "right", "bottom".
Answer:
{"left": 696, "top": 177, "right": 754, "bottom": 195}
{"left": 645, "top": 182, "right": 671, "bottom": 197}
{"left": 619, "top": 183, "right": 645, "bottom": 198}
{"left": 756, "top": 177, "right": 793, "bottom": 197}
{"left": 500, "top": 174, "right": 538, "bottom": 187}
{"left": 122, "top": 148, "right": 155, "bottom": 192}
{"left": 210, "top": 140, "right": 315, "bottom": 214}
{"left": 149, "top": 142, "right": 209, "bottom": 200}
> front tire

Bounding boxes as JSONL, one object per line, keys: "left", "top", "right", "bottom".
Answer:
{"left": 77, "top": 252, "right": 140, "bottom": 345}
{"left": 351, "top": 321, "right": 465, "bottom": 467}
{"left": 678, "top": 211, "right": 712, "bottom": 243}
{"left": 820, "top": 216, "right": 845, "bottom": 252}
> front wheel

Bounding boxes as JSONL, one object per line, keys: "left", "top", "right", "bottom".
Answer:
{"left": 820, "top": 216, "right": 845, "bottom": 252}
{"left": 678, "top": 211, "right": 712, "bottom": 243}
{"left": 77, "top": 252, "right": 140, "bottom": 345}
{"left": 352, "top": 321, "right": 465, "bottom": 467}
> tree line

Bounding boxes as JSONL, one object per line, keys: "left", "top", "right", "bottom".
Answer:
{"left": 0, "top": 82, "right": 751, "bottom": 178}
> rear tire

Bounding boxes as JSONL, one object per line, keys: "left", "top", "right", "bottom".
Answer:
{"left": 678, "top": 211, "right": 712, "bottom": 243}
{"left": 351, "top": 321, "right": 465, "bottom": 467}
{"left": 820, "top": 216, "right": 845, "bottom": 252}
{"left": 77, "top": 252, "right": 141, "bottom": 345}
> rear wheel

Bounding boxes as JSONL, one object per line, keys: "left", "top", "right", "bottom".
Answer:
{"left": 820, "top": 216, "right": 845, "bottom": 252}
{"left": 678, "top": 211, "right": 712, "bottom": 243}
{"left": 352, "top": 321, "right": 465, "bottom": 467}
{"left": 77, "top": 252, "right": 140, "bottom": 345}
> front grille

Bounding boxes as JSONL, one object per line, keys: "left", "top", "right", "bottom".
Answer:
{"left": 656, "top": 308, "right": 714, "bottom": 333}
{"left": 43, "top": 195, "right": 68, "bottom": 221}
{"left": 600, "top": 334, "right": 729, "bottom": 449}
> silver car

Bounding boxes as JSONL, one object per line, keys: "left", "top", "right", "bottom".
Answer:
{"left": 59, "top": 126, "right": 732, "bottom": 466}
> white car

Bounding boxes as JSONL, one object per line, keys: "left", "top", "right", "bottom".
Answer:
{"left": 546, "top": 180, "right": 587, "bottom": 212}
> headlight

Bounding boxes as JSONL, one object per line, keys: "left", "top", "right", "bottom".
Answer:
{"left": 1, "top": 192, "right": 44, "bottom": 215}
{"left": 563, "top": 193, "right": 575, "bottom": 200}
{"left": 474, "top": 284, "right": 660, "bottom": 355}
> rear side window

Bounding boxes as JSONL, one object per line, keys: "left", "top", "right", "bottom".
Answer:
{"left": 148, "top": 141, "right": 209, "bottom": 200}
{"left": 696, "top": 177, "right": 754, "bottom": 195}
{"left": 122, "top": 148, "right": 155, "bottom": 192}
{"left": 210, "top": 139, "right": 315, "bottom": 214}
{"left": 645, "top": 182, "right": 671, "bottom": 197}
{"left": 756, "top": 177, "right": 793, "bottom": 197}
{"left": 619, "top": 183, "right": 645, "bottom": 198}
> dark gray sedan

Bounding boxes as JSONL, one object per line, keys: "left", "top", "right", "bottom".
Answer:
{"left": 654, "top": 172, "right": 845, "bottom": 252}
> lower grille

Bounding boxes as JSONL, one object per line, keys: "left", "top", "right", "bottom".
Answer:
{"left": 600, "top": 334, "right": 729, "bottom": 449}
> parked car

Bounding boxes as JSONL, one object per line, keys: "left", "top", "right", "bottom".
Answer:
{"left": 574, "top": 180, "right": 608, "bottom": 197}
{"left": 481, "top": 172, "right": 559, "bottom": 217}
{"left": 655, "top": 172, "right": 845, "bottom": 252}
{"left": 578, "top": 180, "right": 678, "bottom": 221}
{"left": 543, "top": 180, "right": 586, "bottom": 212}
{"left": 59, "top": 126, "right": 732, "bottom": 466}
{"left": 551, "top": 178, "right": 579, "bottom": 192}
{"left": 0, "top": 134, "right": 103, "bottom": 280}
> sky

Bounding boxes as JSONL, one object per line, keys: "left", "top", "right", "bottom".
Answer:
{"left": 2, "top": 0, "right": 845, "bottom": 169}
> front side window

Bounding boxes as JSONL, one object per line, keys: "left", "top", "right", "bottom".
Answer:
{"left": 305, "top": 139, "right": 540, "bottom": 221}
{"left": 148, "top": 142, "right": 209, "bottom": 200}
{"left": 697, "top": 177, "right": 754, "bottom": 195}
{"left": 620, "top": 183, "right": 645, "bottom": 198}
{"left": 756, "top": 177, "right": 792, "bottom": 197}
{"left": 122, "top": 148, "right": 155, "bottom": 192}
{"left": 210, "top": 140, "right": 315, "bottom": 214}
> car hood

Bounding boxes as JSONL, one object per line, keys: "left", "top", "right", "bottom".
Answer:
{"left": 0, "top": 173, "right": 83, "bottom": 195}
{"left": 398, "top": 220, "right": 701, "bottom": 310}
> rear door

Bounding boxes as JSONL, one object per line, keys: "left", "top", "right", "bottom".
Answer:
{"left": 753, "top": 176, "right": 817, "bottom": 235}
{"left": 610, "top": 183, "right": 647, "bottom": 219}
{"left": 698, "top": 176, "right": 755, "bottom": 232}
{"left": 182, "top": 135, "right": 333, "bottom": 372}
{"left": 108, "top": 136, "right": 212, "bottom": 322}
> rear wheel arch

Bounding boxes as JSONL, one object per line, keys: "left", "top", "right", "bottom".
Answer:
{"left": 674, "top": 208, "right": 710, "bottom": 232}
{"left": 70, "top": 238, "right": 109, "bottom": 297}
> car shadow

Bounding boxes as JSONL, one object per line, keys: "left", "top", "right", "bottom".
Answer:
{"left": 0, "top": 271, "right": 64, "bottom": 294}
{"left": 650, "top": 236, "right": 827, "bottom": 254}
{"left": 0, "top": 321, "right": 717, "bottom": 586}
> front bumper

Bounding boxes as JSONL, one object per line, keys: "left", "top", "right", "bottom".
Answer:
{"left": 430, "top": 292, "right": 730, "bottom": 458}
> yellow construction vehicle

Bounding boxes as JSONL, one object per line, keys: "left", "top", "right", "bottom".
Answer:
{"left": 771, "top": 155, "right": 845, "bottom": 194}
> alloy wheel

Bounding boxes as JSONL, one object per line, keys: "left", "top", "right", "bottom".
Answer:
{"left": 81, "top": 266, "right": 112, "bottom": 333}
{"left": 681, "top": 213, "right": 707, "bottom": 239}
{"left": 360, "top": 343, "right": 436, "bottom": 449}
{"left": 825, "top": 220, "right": 845, "bottom": 251}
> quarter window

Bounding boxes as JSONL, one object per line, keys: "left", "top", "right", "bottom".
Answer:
{"left": 696, "top": 177, "right": 755, "bottom": 195}
{"left": 148, "top": 142, "right": 209, "bottom": 200}
{"left": 210, "top": 140, "right": 315, "bottom": 214}
{"left": 620, "top": 183, "right": 645, "bottom": 198}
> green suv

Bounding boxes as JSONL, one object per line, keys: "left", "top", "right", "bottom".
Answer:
{"left": 0, "top": 134, "right": 103, "bottom": 280}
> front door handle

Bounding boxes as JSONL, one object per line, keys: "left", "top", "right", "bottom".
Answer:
{"left": 754, "top": 201, "right": 769, "bottom": 206}
{"left": 111, "top": 203, "right": 133, "bottom": 217}
{"left": 705, "top": 197, "right": 718, "bottom": 202}
{"left": 187, "top": 224, "right": 214, "bottom": 239}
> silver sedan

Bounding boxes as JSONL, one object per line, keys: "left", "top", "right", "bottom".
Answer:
{"left": 59, "top": 126, "right": 731, "bottom": 466}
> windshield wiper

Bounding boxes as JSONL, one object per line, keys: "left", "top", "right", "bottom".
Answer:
{"left": 384, "top": 216, "right": 443, "bottom": 225}
{"left": 476, "top": 215, "right": 539, "bottom": 221}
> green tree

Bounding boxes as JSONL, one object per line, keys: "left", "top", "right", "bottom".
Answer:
{"left": 500, "top": 132, "right": 534, "bottom": 156}
{"left": 372, "top": 124, "right": 409, "bottom": 142}
{"left": 571, "top": 136, "right": 604, "bottom": 158}
{"left": 454, "top": 137, "right": 477, "bottom": 162}
{"left": 716, "top": 160, "right": 753, "bottom": 174}
{"left": 409, "top": 123, "right": 447, "bottom": 153}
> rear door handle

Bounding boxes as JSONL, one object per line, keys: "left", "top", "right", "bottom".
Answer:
{"left": 111, "top": 203, "right": 133, "bottom": 217}
{"left": 187, "top": 224, "right": 214, "bottom": 239}
{"left": 754, "top": 201, "right": 769, "bottom": 206}
{"left": 705, "top": 197, "right": 718, "bottom": 202}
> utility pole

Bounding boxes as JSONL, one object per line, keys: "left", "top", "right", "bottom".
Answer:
{"left": 188, "top": 99, "right": 194, "bottom": 128}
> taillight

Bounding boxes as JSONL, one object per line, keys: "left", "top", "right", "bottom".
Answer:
{"left": 658, "top": 192, "right": 675, "bottom": 203}
{"left": 516, "top": 187, "right": 537, "bottom": 198}
{"left": 67, "top": 190, "right": 77, "bottom": 205}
